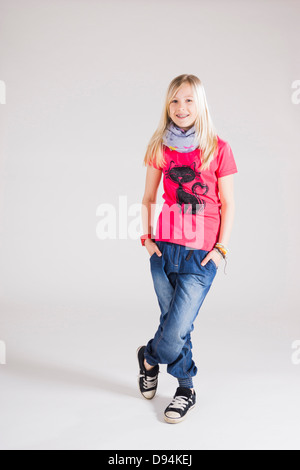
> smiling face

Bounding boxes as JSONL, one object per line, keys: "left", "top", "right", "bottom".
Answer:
{"left": 169, "top": 82, "right": 197, "bottom": 130}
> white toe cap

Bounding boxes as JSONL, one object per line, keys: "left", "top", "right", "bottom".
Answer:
{"left": 142, "top": 390, "right": 156, "bottom": 399}
{"left": 165, "top": 411, "right": 181, "bottom": 419}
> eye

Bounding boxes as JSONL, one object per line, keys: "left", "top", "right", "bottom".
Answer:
{"left": 171, "top": 99, "right": 193, "bottom": 103}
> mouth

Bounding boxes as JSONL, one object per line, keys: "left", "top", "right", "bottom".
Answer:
{"left": 176, "top": 115, "right": 189, "bottom": 119}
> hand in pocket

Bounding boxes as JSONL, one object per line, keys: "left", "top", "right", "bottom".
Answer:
{"left": 145, "top": 239, "right": 162, "bottom": 258}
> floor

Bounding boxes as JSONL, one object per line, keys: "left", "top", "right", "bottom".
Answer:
{"left": 0, "top": 299, "right": 299, "bottom": 450}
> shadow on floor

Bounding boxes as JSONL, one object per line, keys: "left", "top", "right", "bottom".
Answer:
{"left": 3, "top": 354, "right": 178, "bottom": 422}
{"left": 3, "top": 354, "right": 138, "bottom": 399}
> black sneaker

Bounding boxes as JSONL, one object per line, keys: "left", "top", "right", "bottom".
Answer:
{"left": 164, "top": 387, "right": 196, "bottom": 424}
{"left": 137, "top": 345, "right": 159, "bottom": 400}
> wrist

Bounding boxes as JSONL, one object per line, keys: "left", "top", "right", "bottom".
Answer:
{"left": 140, "top": 233, "right": 154, "bottom": 246}
{"left": 213, "top": 248, "right": 223, "bottom": 258}
{"left": 214, "top": 243, "right": 228, "bottom": 259}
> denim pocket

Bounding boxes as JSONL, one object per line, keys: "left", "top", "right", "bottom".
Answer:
{"left": 209, "top": 259, "right": 218, "bottom": 270}
{"left": 149, "top": 241, "right": 164, "bottom": 260}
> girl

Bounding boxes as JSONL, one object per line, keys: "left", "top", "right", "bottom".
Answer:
{"left": 137, "top": 74, "right": 238, "bottom": 424}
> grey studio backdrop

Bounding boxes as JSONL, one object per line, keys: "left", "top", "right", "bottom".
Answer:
{"left": 0, "top": 0, "right": 299, "bottom": 451}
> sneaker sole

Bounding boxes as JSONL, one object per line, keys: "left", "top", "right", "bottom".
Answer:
{"left": 136, "top": 346, "right": 157, "bottom": 400}
{"left": 164, "top": 404, "right": 196, "bottom": 424}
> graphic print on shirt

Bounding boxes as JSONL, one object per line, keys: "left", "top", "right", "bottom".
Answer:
{"left": 164, "top": 160, "right": 209, "bottom": 215}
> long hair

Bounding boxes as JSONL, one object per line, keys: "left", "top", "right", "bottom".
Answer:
{"left": 143, "top": 74, "right": 218, "bottom": 171}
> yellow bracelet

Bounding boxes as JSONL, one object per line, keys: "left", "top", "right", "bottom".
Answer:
{"left": 215, "top": 243, "right": 228, "bottom": 257}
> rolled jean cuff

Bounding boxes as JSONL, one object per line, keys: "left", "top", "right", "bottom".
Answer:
{"left": 178, "top": 377, "right": 194, "bottom": 389}
{"left": 144, "top": 351, "right": 158, "bottom": 367}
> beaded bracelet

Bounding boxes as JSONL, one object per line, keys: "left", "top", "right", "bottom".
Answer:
{"left": 213, "top": 243, "right": 229, "bottom": 275}
{"left": 214, "top": 243, "right": 228, "bottom": 257}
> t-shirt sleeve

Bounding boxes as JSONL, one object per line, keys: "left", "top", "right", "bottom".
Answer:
{"left": 215, "top": 142, "right": 238, "bottom": 178}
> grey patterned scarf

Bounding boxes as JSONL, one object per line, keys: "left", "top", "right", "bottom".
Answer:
{"left": 162, "top": 121, "right": 199, "bottom": 153}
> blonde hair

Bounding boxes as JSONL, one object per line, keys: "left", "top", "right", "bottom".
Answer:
{"left": 143, "top": 74, "right": 218, "bottom": 171}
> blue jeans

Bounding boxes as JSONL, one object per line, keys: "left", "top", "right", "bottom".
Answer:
{"left": 144, "top": 241, "right": 218, "bottom": 386}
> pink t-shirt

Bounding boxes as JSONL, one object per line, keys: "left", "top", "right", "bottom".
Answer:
{"left": 147, "top": 136, "right": 238, "bottom": 251}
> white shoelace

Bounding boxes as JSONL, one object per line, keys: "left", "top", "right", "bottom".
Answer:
{"left": 168, "top": 395, "right": 190, "bottom": 410}
{"left": 139, "top": 374, "right": 158, "bottom": 390}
